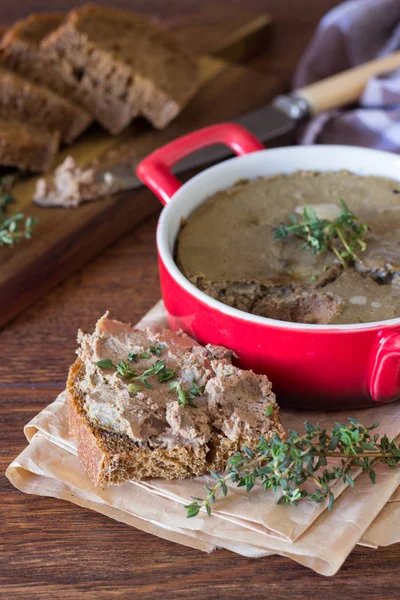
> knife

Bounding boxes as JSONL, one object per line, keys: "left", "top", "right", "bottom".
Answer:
{"left": 96, "top": 50, "right": 400, "bottom": 191}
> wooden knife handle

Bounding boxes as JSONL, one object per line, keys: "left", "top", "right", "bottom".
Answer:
{"left": 296, "top": 50, "right": 400, "bottom": 114}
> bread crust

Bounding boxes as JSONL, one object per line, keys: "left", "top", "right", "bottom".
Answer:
{"left": 68, "top": 355, "right": 286, "bottom": 487}
{"left": 0, "top": 13, "right": 65, "bottom": 47}
{"left": 68, "top": 359, "right": 106, "bottom": 486}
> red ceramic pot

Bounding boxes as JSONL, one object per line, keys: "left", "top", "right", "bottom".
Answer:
{"left": 137, "top": 123, "right": 400, "bottom": 409}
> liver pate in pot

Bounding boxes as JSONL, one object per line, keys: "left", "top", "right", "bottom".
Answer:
{"left": 176, "top": 171, "right": 400, "bottom": 325}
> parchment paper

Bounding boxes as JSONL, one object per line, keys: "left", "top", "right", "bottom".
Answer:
{"left": 360, "top": 488, "right": 400, "bottom": 547}
{"left": 6, "top": 301, "right": 400, "bottom": 576}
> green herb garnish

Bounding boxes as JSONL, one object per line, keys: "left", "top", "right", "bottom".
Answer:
{"left": 169, "top": 381, "right": 198, "bottom": 408}
{"left": 154, "top": 359, "right": 175, "bottom": 383}
{"left": 149, "top": 345, "right": 163, "bottom": 356}
{"left": 188, "top": 380, "right": 205, "bottom": 398}
{"left": 97, "top": 351, "right": 196, "bottom": 407}
{"left": 137, "top": 365, "right": 156, "bottom": 389}
{"left": 127, "top": 383, "right": 144, "bottom": 395}
{"left": 129, "top": 348, "right": 163, "bottom": 361}
{"left": 135, "top": 359, "right": 175, "bottom": 389}
{"left": 0, "top": 177, "right": 39, "bottom": 247}
{"left": 265, "top": 404, "right": 274, "bottom": 417}
{"left": 169, "top": 378, "right": 205, "bottom": 408}
{"left": 116, "top": 360, "right": 137, "bottom": 380}
{"left": 96, "top": 359, "right": 114, "bottom": 369}
{"left": 184, "top": 418, "right": 400, "bottom": 518}
{"left": 273, "top": 200, "right": 368, "bottom": 266}
{"left": 137, "top": 372, "right": 153, "bottom": 389}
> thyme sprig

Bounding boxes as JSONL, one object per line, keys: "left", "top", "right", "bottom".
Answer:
{"left": 189, "top": 381, "right": 206, "bottom": 397}
{"left": 97, "top": 356, "right": 175, "bottom": 390}
{"left": 95, "top": 359, "right": 113, "bottom": 369}
{"left": 96, "top": 354, "right": 207, "bottom": 409}
{"left": 116, "top": 360, "right": 137, "bottom": 380}
{"left": 169, "top": 379, "right": 206, "bottom": 408}
{"left": 273, "top": 200, "right": 368, "bottom": 266}
{"left": 0, "top": 176, "right": 39, "bottom": 247}
{"left": 169, "top": 381, "right": 194, "bottom": 406}
{"left": 149, "top": 345, "right": 164, "bottom": 356}
{"left": 185, "top": 418, "right": 400, "bottom": 518}
{"left": 127, "top": 344, "right": 164, "bottom": 363}
{"left": 128, "top": 350, "right": 158, "bottom": 362}
{"left": 154, "top": 359, "right": 176, "bottom": 383}
{"left": 168, "top": 379, "right": 204, "bottom": 408}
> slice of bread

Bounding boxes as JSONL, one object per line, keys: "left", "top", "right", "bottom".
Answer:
{"left": 0, "top": 13, "right": 93, "bottom": 117}
{"left": 67, "top": 314, "right": 285, "bottom": 486}
{"left": 0, "top": 119, "right": 59, "bottom": 172}
{"left": 0, "top": 66, "right": 91, "bottom": 144}
{"left": 43, "top": 4, "right": 200, "bottom": 133}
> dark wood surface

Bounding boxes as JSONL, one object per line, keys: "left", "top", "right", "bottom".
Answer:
{"left": 2, "top": 1, "right": 400, "bottom": 598}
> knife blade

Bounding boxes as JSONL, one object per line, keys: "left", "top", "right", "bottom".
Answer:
{"left": 95, "top": 98, "right": 301, "bottom": 192}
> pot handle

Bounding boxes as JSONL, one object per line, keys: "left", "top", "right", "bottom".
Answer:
{"left": 368, "top": 330, "right": 400, "bottom": 403}
{"left": 136, "top": 123, "right": 264, "bottom": 205}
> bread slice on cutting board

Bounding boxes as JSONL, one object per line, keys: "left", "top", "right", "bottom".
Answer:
{"left": 0, "top": 13, "right": 93, "bottom": 120}
{"left": 67, "top": 314, "right": 285, "bottom": 486}
{"left": 0, "top": 119, "right": 59, "bottom": 172}
{"left": 0, "top": 66, "right": 91, "bottom": 144}
{"left": 42, "top": 3, "right": 200, "bottom": 133}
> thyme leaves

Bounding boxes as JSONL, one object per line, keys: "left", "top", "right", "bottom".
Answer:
{"left": 273, "top": 200, "right": 368, "bottom": 266}
{"left": 0, "top": 177, "right": 39, "bottom": 247}
{"left": 185, "top": 419, "right": 400, "bottom": 518}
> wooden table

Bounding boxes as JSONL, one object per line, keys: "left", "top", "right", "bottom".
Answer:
{"left": 2, "top": 1, "right": 400, "bottom": 598}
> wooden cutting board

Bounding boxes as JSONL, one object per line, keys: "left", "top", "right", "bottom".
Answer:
{"left": 0, "top": 10, "right": 285, "bottom": 329}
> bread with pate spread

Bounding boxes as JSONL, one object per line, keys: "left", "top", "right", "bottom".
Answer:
{"left": 67, "top": 314, "right": 285, "bottom": 485}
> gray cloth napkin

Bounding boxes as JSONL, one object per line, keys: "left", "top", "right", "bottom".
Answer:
{"left": 293, "top": 0, "right": 400, "bottom": 150}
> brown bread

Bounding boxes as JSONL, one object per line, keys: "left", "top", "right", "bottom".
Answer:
{"left": 43, "top": 4, "right": 200, "bottom": 133}
{"left": 67, "top": 315, "right": 285, "bottom": 486}
{"left": 0, "top": 66, "right": 91, "bottom": 144}
{"left": 0, "top": 13, "right": 92, "bottom": 114}
{"left": 0, "top": 119, "right": 59, "bottom": 172}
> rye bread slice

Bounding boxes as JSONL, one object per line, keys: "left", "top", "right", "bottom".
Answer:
{"left": 0, "top": 13, "right": 93, "bottom": 124}
{"left": 0, "top": 66, "right": 91, "bottom": 144}
{"left": 0, "top": 119, "right": 59, "bottom": 172}
{"left": 0, "top": 67, "right": 90, "bottom": 143}
{"left": 42, "top": 3, "right": 200, "bottom": 133}
{"left": 67, "top": 315, "right": 285, "bottom": 486}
